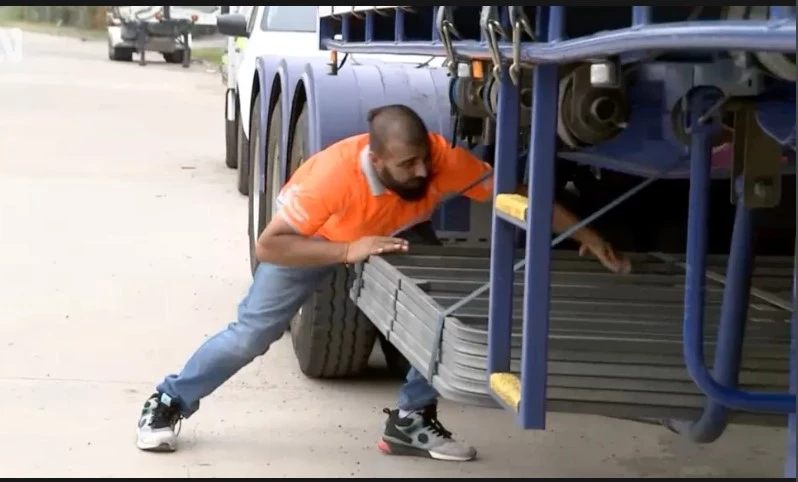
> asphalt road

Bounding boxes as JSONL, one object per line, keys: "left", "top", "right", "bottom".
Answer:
{"left": 0, "top": 31, "right": 788, "bottom": 478}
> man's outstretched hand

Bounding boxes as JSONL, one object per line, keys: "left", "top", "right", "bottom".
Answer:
{"left": 344, "top": 236, "right": 409, "bottom": 264}
{"left": 578, "top": 233, "right": 632, "bottom": 275}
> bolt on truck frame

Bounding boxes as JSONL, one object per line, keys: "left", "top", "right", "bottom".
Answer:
{"left": 241, "top": 6, "right": 796, "bottom": 476}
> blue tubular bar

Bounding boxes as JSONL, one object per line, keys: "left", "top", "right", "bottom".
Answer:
{"left": 323, "top": 20, "right": 796, "bottom": 60}
{"left": 784, "top": 306, "right": 798, "bottom": 480}
{"left": 770, "top": 6, "right": 796, "bottom": 19}
{"left": 519, "top": 6, "right": 564, "bottom": 430}
{"left": 787, "top": 311, "right": 796, "bottom": 478}
{"left": 666, "top": 200, "right": 755, "bottom": 443}
{"left": 683, "top": 87, "right": 797, "bottom": 414}
{"left": 487, "top": 66, "right": 519, "bottom": 377}
{"left": 787, "top": 170, "right": 797, "bottom": 479}
{"left": 631, "top": 6, "right": 652, "bottom": 27}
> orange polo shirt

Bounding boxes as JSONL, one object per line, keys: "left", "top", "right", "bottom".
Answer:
{"left": 275, "top": 133, "right": 492, "bottom": 243}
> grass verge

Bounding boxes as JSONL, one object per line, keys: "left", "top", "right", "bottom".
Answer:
{"left": 192, "top": 46, "right": 224, "bottom": 66}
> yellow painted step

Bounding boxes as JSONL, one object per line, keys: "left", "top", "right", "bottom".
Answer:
{"left": 489, "top": 372, "right": 521, "bottom": 412}
{"left": 495, "top": 193, "right": 529, "bottom": 222}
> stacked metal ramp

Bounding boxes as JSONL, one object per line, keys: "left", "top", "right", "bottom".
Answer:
{"left": 351, "top": 246, "right": 793, "bottom": 425}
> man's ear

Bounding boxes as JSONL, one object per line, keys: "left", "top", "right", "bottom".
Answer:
{"left": 368, "top": 150, "right": 379, "bottom": 166}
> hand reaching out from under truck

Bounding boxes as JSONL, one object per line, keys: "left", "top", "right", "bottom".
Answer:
{"left": 430, "top": 132, "right": 633, "bottom": 275}
{"left": 577, "top": 232, "right": 632, "bottom": 274}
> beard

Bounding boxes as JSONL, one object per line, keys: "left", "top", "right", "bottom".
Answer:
{"left": 378, "top": 168, "right": 430, "bottom": 201}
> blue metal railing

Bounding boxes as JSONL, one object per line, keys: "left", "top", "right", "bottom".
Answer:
{"left": 789, "top": 165, "right": 797, "bottom": 477}
{"left": 662, "top": 199, "right": 757, "bottom": 443}
{"left": 319, "top": 6, "right": 795, "bottom": 60}
{"left": 681, "top": 87, "right": 795, "bottom": 414}
{"left": 478, "top": 0, "right": 795, "bottom": 454}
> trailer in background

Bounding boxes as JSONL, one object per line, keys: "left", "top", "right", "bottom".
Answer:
{"left": 106, "top": 6, "right": 198, "bottom": 67}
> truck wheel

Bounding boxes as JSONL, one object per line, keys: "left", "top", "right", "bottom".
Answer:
{"left": 224, "top": 92, "right": 238, "bottom": 169}
{"left": 236, "top": 110, "right": 249, "bottom": 196}
{"left": 247, "top": 92, "right": 282, "bottom": 275}
{"left": 162, "top": 51, "right": 184, "bottom": 64}
{"left": 108, "top": 40, "right": 133, "bottom": 62}
{"left": 288, "top": 104, "right": 377, "bottom": 378}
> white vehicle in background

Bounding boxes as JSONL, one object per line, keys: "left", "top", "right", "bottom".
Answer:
{"left": 222, "top": 5, "right": 256, "bottom": 172}
{"left": 219, "top": 6, "right": 325, "bottom": 194}
{"left": 217, "top": 6, "right": 444, "bottom": 195}
{"left": 221, "top": 6, "right": 253, "bottom": 87}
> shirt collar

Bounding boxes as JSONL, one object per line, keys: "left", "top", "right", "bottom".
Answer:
{"left": 359, "top": 146, "right": 386, "bottom": 196}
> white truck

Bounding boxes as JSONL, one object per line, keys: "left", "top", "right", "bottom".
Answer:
{"left": 218, "top": 6, "right": 443, "bottom": 196}
{"left": 220, "top": 6, "right": 252, "bottom": 88}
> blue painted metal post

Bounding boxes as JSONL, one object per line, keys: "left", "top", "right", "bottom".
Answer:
{"left": 365, "top": 12, "right": 374, "bottom": 41}
{"left": 519, "top": 6, "right": 564, "bottom": 430}
{"left": 681, "top": 88, "right": 795, "bottom": 413}
{"left": 668, "top": 199, "right": 755, "bottom": 443}
{"left": 631, "top": 6, "right": 652, "bottom": 27}
{"left": 786, "top": 310, "right": 796, "bottom": 479}
{"left": 787, "top": 169, "right": 796, "bottom": 478}
{"left": 770, "top": 6, "right": 795, "bottom": 20}
{"left": 394, "top": 9, "right": 405, "bottom": 42}
{"left": 487, "top": 67, "right": 520, "bottom": 376}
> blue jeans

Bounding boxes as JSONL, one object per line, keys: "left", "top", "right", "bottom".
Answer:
{"left": 157, "top": 261, "right": 440, "bottom": 417}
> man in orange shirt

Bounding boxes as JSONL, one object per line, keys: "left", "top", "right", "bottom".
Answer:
{"left": 136, "top": 105, "right": 630, "bottom": 461}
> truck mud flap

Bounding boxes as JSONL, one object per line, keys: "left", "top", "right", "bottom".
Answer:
{"left": 351, "top": 246, "right": 793, "bottom": 425}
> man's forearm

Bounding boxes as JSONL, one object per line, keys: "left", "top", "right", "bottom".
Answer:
{"left": 256, "top": 234, "right": 347, "bottom": 267}
{"left": 511, "top": 185, "right": 596, "bottom": 244}
{"left": 552, "top": 202, "right": 595, "bottom": 244}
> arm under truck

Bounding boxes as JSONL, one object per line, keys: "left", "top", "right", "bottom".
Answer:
{"left": 244, "top": 6, "right": 796, "bottom": 477}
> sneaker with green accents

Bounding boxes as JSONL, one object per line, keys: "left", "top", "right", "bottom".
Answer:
{"left": 377, "top": 405, "right": 477, "bottom": 462}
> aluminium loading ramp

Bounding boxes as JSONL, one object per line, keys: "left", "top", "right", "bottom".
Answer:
{"left": 351, "top": 246, "right": 793, "bottom": 426}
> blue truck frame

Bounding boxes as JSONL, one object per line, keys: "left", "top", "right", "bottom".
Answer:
{"left": 240, "top": 5, "right": 796, "bottom": 477}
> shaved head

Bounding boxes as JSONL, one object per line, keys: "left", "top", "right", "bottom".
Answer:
{"left": 366, "top": 105, "right": 431, "bottom": 201}
{"left": 367, "top": 104, "right": 429, "bottom": 156}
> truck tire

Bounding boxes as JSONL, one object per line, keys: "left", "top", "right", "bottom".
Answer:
{"left": 247, "top": 92, "right": 282, "bottom": 275}
{"left": 224, "top": 92, "right": 238, "bottom": 169}
{"left": 288, "top": 104, "right": 377, "bottom": 378}
{"left": 292, "top": 265, "right": 377, "bottom": 378}
{"left": 236, "top": 109, "right": 250, "bottom": 196}
{"left": 108, "top": 40, "right": 133, "bottom": 62}
{"left": 162, "top": 51, "right": 184, "bottom": 64}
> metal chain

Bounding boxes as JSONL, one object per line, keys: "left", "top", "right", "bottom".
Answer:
{"left": 508, "top": 7, "right": 535, "bottom": 85}
{"left": 436, "top": 7, "right": 460, "bottom": 76}
{"left": 480, "top": 7, "right": 506, "bottom": 79}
